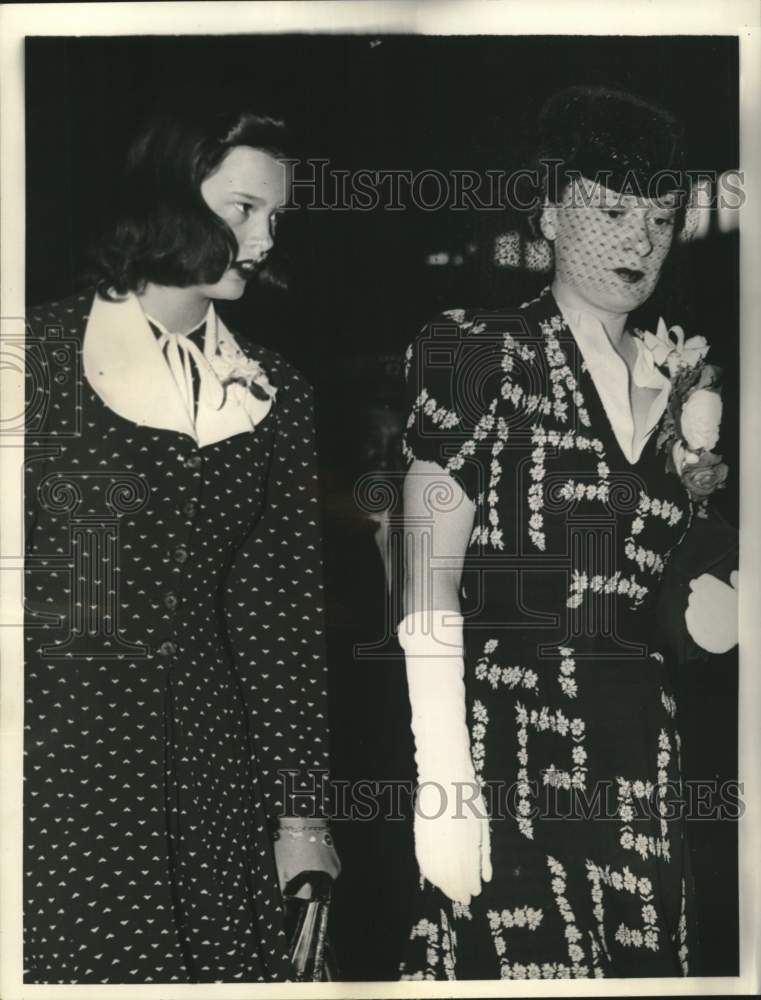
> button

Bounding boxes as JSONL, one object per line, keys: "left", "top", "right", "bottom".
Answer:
{"left": 157, "top": 640, "right": 177, "bottom": 657}
{"left": 163, "top": 591, "right": 179, "bottom": 611}
{"left": 185, "top": 455, "right": 202, "bottom": 470}
{"left": 183, "top": 500, "right": 198, "bottom": 518}
{"left": 173, "top": 546, "right": 189, "bottom": 564}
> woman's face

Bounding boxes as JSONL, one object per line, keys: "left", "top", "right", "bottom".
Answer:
{"left": 199, "top": 146, "right": 288, "bottom": 300}
{"left": 542, "top": 176, "right": 678, "bottom": 315}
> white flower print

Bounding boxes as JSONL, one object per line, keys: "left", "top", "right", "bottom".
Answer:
{"left": 442, "top": 309, "right": 465, "bottom": 324}
{"left": 400, "top": 293, "right": 691, "bottom": 983}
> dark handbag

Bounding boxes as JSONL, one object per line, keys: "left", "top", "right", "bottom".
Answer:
{"left": 284, "top": 871, "right": 338, "bottom": 981}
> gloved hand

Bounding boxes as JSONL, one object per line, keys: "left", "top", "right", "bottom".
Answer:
{"left": 685, "top": 570, "right": 738, "bottom": 654}
{"left": 399, "top": 610, "right": 492, "bottom": 905}
{"left": 274, "top": 817, "right": 341, "bottom": 900}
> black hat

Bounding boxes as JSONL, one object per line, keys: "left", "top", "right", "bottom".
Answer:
{"left": 535, "top": 85, "right": 687, "bottom": 201}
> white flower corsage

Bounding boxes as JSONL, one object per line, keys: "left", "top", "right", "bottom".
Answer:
{"left": 637, "top": 320, "right": 728, "bottom": 513}
{"left": 210, "top": 340, "right": 277, "bottom": 403}
{"left": 641, "top": 318, "right": 709, "bottom": 376}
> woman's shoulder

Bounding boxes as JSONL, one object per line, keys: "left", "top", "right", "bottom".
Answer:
{"left": 413, "top": 302, "right": 539, "bottom": 337}
{"left": 405, "top": 297, "right": 547, "bottom": 387}
{"left": 410, "top": 292, "right": 549, "bottom": 347}
{"left": 26, "top": 289, "right": 95, "bottom": 336}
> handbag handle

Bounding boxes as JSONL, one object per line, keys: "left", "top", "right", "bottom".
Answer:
{"left": 283, "top": 869, "right": 334, "bottom": 902}
{"left": 285, "top": 871, "right": 336, "bottom": 980}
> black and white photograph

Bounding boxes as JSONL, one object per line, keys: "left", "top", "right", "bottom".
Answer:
{"left": 1, "top": 2, "right": 758, "bottom": 996}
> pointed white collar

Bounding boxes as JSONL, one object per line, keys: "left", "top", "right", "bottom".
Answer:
{"left": 83, "top": 292, "right": 273, "bottom": 447}
{"left": 142, "top": 306, "right": 208, "bottom": 340}
{"left": 555, "top": 297, "right": 671, "bottom": 464}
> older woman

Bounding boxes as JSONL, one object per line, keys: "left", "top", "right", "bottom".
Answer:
{"left": 398, "top": 86, "right": 735, "bottom": 980}
{"left": 23, "top": 109, "right": 339, "bottom": 984}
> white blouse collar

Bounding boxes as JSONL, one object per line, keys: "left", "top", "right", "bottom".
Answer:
{"left": 554, "top": 294, "right": 671, "bottom": 464}
{"left": 141, "top": 306, "right": 209, "bottom": 340}
{"left": 83, "top": 292, "right": 272, "bottom": 447}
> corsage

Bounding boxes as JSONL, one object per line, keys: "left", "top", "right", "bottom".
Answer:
{"left": 638, "top": 319, "right": 728, "bottom": 514}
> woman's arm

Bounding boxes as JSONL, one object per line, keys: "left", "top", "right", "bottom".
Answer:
{"left": 224, "top": 360, "right": 330, "bottom": 821}
{"left": 400, "top": 459, "right": 491, "bottom": 905}
{"left": 402, "top": 459, "right": 474, "bottom": 618}
{"left": 223, "top": 359, "right": 340, "bottom": 895}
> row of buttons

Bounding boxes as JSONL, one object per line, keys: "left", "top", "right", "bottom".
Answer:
{"left": 159, "top": 453, "right": 200, "bottom": 659}
{"left": 173, "top": 499, "right": 198, "bottom": 563}
{"left": 158, "top": 586, "right": 179, "bottom": 657}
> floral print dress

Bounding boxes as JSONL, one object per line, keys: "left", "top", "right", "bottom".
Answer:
{"left": 400, "top": 287, "right": 698, "bottom": 980}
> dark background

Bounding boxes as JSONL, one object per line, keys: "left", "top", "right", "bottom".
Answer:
{"left": 26, "top": 34, "right": 740, "bottom": 979}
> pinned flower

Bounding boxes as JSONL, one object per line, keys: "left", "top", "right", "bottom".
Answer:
{"left": 669, "top": 428, "right": 728, "bottom": 509}
{"left": 671, "top": 440, "right": 699, "bottom": 476}
{"left": 210, "top": 350, "right": 277, "bottom": 403}
{"left": 680, "top": 388, "right": 722, "bottom": 452}
{"left": 680, "top": 451, "right": 729, "bottom": 501}
{"left": 648, "top": 322, "right": 729, "bottom": 509}
{"left": 641, "top": 318, "right": 709, "bottom": 376}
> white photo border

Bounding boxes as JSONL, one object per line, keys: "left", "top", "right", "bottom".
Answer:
{"left": 1, "top": 2, "right": 759, "bottom": 998}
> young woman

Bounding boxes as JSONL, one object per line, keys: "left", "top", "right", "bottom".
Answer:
{"left": 398, "top": 86, "right": 736, "bottom": 979}
{"left": 23, "top": 110, "right": 339, "bottom": 984}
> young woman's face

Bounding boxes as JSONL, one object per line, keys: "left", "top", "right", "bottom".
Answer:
{"left": 542, "top": 176, "right": 678, "bottom": 315}
{"left": 199, "top": 146, "right": 288, "bottom": 300}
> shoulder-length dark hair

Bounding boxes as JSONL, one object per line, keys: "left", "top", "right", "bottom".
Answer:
{"left": 90, "top": 110, "right": 288, "bottom": 298}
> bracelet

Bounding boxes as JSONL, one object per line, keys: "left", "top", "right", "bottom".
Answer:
{"left": 279, "top": 817, "right": 329, "bottom": 830}
{"left": 273, "top": 826, "right": 334, "bottom": 847}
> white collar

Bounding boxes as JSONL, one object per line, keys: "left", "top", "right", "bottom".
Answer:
{"left": 83, "top": 292, "right": 273, "bottom": 447}
{"left": 142, "top": 307, "right": 209, "bottom": 340}
{"left": 555, "top": 297, "right": 671, "bottom": 464}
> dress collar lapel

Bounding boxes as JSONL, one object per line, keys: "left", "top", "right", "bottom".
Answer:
{"left": 542, "top": 288, "right": 670, "bottom": 464}
{"left": 84, "top": 291, "right": 197, "bottom": 439}
{"left": 83, "top": 292, "right": 273, "bottom": 447}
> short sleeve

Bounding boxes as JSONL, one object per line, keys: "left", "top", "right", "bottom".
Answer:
{"left": 402, "top": 310, "right": 503, "bottom": 506}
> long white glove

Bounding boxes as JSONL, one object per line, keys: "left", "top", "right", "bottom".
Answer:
{"left": 399, "top": 610, "right": 492, "bottom": 905}
{"left": 685, "top": 570, "right": 739, "bottom": 655}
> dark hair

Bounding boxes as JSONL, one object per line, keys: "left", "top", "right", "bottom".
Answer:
{"left": 526, "top": 85, "right": 689, "bottom": 236}
{"left": 90, "top": 110, "right": 288, "bottom": 298}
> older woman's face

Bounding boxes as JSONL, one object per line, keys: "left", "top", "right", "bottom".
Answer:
{"left": 198, "top": 146, "right": 288, "bottom": 300}
{"left": 542, "top": 176, "right": 677, "bottom": 314}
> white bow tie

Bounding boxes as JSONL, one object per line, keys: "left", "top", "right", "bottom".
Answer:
{"left": 153, "top": 326, "right": 225, "bottom": 420}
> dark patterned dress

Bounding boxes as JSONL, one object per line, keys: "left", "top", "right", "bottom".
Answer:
{"left": 400, "top": 287, "right": 698, "bottom": 980}
{"left": 23, "top": 291, "right": 329, "bottom": 983}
